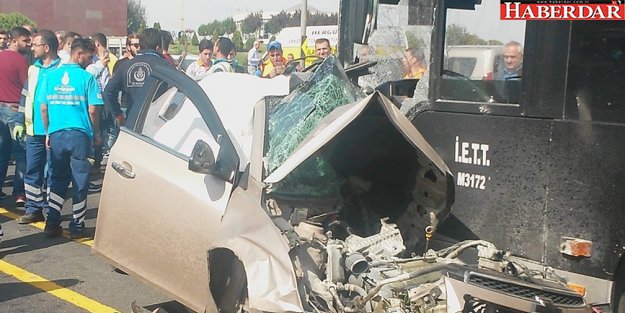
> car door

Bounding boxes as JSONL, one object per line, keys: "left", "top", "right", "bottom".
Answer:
{"left": 93, "top": 66, "right": 240, "bottom": 312}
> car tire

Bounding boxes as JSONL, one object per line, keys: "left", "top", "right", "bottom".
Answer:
{"left": 209, "top": 249, "right": 253, "bottom": 313}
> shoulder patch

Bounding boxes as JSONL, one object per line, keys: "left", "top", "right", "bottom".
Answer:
{"left": 127, "top": 62, "right": 152, "bottom": 88}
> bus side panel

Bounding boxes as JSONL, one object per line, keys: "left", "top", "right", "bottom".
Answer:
{"left": 413, "top": 111, "right": 551, "bottom": 263}
{"left": 544, "top": 120, "right": 625, "bottom": 279}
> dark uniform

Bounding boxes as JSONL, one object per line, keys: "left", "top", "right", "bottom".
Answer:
{"left": 103, "top": 49, "right": 171, "bottom": 120}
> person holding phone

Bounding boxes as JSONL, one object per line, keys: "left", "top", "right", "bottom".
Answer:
{"left": 256, "top": 41, "right": 288, "bottom": 78}
{"left": 86, "top": 33, "right": 111, "bottom": 191}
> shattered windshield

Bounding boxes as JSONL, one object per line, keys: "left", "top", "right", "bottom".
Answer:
{"left": 354, "top": 0, "right": 433, "bottom": 115}
{"left": 265, "top": 56, "right": 364, "bottom": 174}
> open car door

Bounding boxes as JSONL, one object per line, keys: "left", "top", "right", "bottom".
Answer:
{"left": 93, "top": 66, "right": 240, "bottom": 312}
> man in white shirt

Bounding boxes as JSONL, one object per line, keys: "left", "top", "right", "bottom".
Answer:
{"left": 247, "top": 40, "right": 261, "bottom": 74}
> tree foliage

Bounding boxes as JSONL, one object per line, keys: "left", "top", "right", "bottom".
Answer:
{"left": 178, "top": 32, "right": 188, "bottom": 45}
{"left": 128, "top": 0, "right": 147, "bottom": 34}
{"left": 222, "top": 18, "right": 236, "bottom": 34}
{"left": 445, "top": 24, "right": 493, "bottom": 45}
{"left": 153, "top": 22, "right": 161, "bottom": 31}
{"left": 199, "top": 20, "right": 221, "bottom": 36}
{"left": 232, "top": 31, "right": 244, "bottom": 51}
{"left": 241, "top": 12, "right": 263, "bottom": 35}
{"left": 263, "top": 11, "right": 338, "bottom": 35}
{"left": 198, "top": 17, "right": 237, "bottom": 37}
{"left": 244, "top": 37, "right": 257, "bottom": 50}
{"left": 0, "top": 12, "right": 36, "bottom": 31}
{"left": 191, "top": 32, "right": 199, "bottom": 46}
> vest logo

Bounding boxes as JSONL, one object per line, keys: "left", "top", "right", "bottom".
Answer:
{"left": 127, "top": 62, "right": 151, "bottom": 87}
{"left": 54, "top": 71, "right": 75, "bottom": 93}
{"left": 500, "top": 0, "right": 625, "bottom": 20}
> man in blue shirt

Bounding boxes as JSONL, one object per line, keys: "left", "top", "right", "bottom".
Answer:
{"left": 40, "top": 38, "right": 103, "bottom": 238}
{"left": 16, "top": 30, "right": 62, "bottom": 224}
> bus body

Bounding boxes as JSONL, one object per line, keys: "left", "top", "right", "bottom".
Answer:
{"left": 339, "top": 0, "right": 625, "bottom": 307}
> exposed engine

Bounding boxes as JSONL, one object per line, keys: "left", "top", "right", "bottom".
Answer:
{"left": 281, "top": 216, "right": 588, "bottom": 313}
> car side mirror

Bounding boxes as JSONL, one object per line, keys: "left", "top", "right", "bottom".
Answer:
{"left": 188, "top": 140, "right": 218, "bottom": 175}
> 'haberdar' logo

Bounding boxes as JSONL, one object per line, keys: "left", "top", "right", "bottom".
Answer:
{"left": 500, "top": 1, "right": 625, "bottom": 20}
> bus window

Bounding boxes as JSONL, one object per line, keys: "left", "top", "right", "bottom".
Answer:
{"left": 565, "top": 21, "right": 625, "bottom": 123}
{"left": 441, "top": 2, "right": 526, "bottom": 105}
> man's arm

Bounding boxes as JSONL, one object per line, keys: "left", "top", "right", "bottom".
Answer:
{"left": 17, "top": 78, "right": 29, "bottom": 125}
{"left": 87, "top": 74, "right": 104, "bottom": 146}
{"left": 40, "top": 102, "right": 50, "bottom": 148}
{"left": 88, "top": 105, "right": 101, "bottom": 145}
{"left": 103, "top": 67, "right": 124, "bottom": 118}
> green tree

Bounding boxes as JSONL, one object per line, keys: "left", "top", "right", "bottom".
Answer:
{"left": 222, "top": 17, "right": 236, "bottom": 34}
{"left": 0, "top": 12, "right": 36, "bottom": 31}
{"left": 445, "top": 24, "right": 487, "bottom": 45}
{"left": 153, "top": 22, "right": 161, "bottom": 31}
{"left": 128, "top": 0, "right": 147, "bottom": 34}
{"left": 191, "top": 32, "right": 199, "bottom": 46}
{"left": 178, "top": 31, "right": 188, "bottom": 45}
{"left": 197, "top": 24, "right": 209, "bottom": 36}
{"left": 232, "top": 31, "right": 244, "bottom": 51}
{"left": 264, "top": 11, "right": 290, "bottom": 35}
{"left": 198, "top": 20, "right": 224, "bottom": 37}
{"left": 244, "top": 37, "right": 256, "bottom": 50}
{"left": 241, "top": 12, "right": 263, "bottom": 35}
{"left": 211, "top": 30, "right": 219, "bottom": 43}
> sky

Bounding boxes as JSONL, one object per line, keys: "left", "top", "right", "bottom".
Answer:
{"left": 142, "top": 0, "right": 340, "bottom": 32}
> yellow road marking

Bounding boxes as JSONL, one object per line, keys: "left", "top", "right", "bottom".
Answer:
{"left": 0, "top": 259, "right": 121, "bottom": 312}
{"left": 0, "top": 207, "right": 93, "bottom": 246}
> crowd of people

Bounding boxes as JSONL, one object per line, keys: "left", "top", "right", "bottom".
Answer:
{"left": 0, "top": 26, "right": 188, "bottom": 241}
{"left": 0, "top": 24, "right": 337, "bottom": 242}
{"left": 186, "top": 36, "right": 334, "bottom": 80}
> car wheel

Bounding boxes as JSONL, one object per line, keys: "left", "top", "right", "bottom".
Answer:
{"left": 210, "top": 249, "right": 251, "bottom": 313}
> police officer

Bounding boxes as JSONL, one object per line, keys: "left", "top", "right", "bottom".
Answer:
{"left": 103, "top": 28, "right": 171, "bottom": 124}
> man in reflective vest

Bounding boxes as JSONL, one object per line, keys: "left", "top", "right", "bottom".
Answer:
{"left": 255, "top": 41, "right": 287, "bottom": 78}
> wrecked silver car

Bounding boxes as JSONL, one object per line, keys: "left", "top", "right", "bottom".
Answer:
{"left": 93, "top": 58, "right": 589, "bottom": 313}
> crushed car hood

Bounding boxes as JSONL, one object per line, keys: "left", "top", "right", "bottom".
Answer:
{"left": 264, "top": 91, "right": 451, "bottom": 184}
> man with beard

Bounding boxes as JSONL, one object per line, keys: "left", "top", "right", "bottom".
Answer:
{"left": 104, "top": 28, "right": 170, "bottom": 123}
{"left": 40, "top": 38, "right": 103, "bottom": 238}
{"left": 0, "top": 26, "right": 31, "bottom": 205}
{"left": 0, "top": 30, "right": 9, "bottom": 52}
{"left": 16, "top": 30, "right": 62, "bottom": 224}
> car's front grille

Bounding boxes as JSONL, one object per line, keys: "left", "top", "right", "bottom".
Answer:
{"left": 463, "top": 296, "right": 524, "bottom": 313}
{"left": 467, "top": 274, "right": 585, "bottom": 306}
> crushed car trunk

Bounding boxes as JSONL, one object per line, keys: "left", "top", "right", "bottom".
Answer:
{"left": 262, "top": 57, "right": 454, "bottom": 251}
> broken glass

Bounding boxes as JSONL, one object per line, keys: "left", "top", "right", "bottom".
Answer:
{"left": 265, "top": 56, "right": 364, "bottom": 174}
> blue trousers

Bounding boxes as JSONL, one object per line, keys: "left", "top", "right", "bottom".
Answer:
{"left": 0, "top": 106, "right": 26, "bottom": 196}
{"left": 46, "top": 130, "right": 92, "bottom": 227}
{"left": 24, "top": 135, "right": 51, "bottom": 214}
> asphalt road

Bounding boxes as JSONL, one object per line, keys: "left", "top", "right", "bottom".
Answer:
{"left": 0, "top": 165, "right": 189, "bottom": 313}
